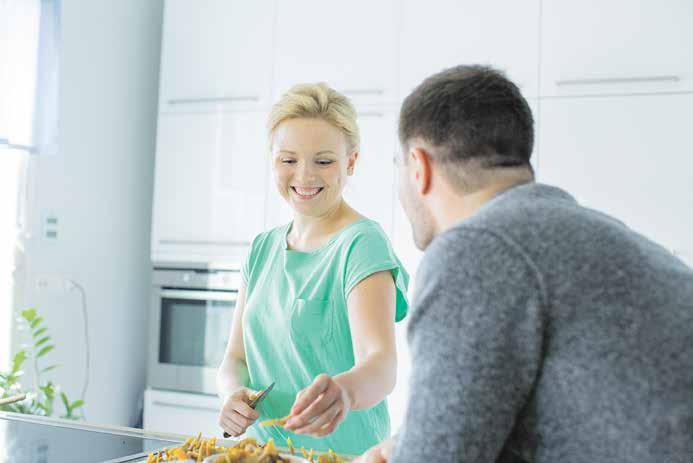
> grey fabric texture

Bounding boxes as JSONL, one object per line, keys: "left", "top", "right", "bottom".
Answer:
{"left": 392, "top": 182, "right": 693, "bottom": 463}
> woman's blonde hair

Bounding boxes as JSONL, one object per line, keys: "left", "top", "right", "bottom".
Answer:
{"left": 267, "top": 83, "right": 360, "bottom": 152}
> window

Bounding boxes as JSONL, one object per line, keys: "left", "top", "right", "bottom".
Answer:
{"left": 0, "top": 0, "right": 60, "bottom": 367}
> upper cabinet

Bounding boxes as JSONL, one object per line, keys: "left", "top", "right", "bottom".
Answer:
{"left": 158, "top": 0, "right": 276, "bottom": 112}
{"left": 399, "top": 0, "right": 540, "bottom": 99}
{"left": 537, "top": 94, "right": 693, "bottom": 254}
{"left": 343, "top": 110, "right": 398, "bottom": 238}
{"left": 273, "top": 0, "right": 398, "bottom": 106}
{"left": 151, "top": 111, "right": 269, "bottom": 263}
{"left": 541, "top": 0, "right": 693, "bottom": 97}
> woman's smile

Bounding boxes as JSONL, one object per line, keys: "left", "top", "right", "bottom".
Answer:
{"left": 291, "top": 186, "right": 324, "bottom": 200}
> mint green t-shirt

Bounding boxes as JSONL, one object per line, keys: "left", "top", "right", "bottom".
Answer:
{"left": 241, "top": 219, "right": 409, "bottom": 455}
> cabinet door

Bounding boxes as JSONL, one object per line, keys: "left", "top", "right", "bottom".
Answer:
{"left": 538, "top": 94, "right": 693, "bottom": 252}
{"left": 344, "top": 111, "right": 397, "bottom": 238}
{"left": 541, "top": 0, "right": 693, "bottom": 96}
{"left": 159, "top": 0, "right": 275, "bottom": 112}
{"left": 151, "top": 111, "right": 268, "bottom": 262}
{"left": 399, "top": 0, "right": 540, "bottom": 99}
{"left": 273, "top": 0, "right": 398, "bottom": 106}
{"left": 144, "top": 389, "right": 220, "bottom": 437}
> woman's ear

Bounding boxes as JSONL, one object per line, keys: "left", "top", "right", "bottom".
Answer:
{"left": 347, "top": 151, "right": 359, "bottom": 175}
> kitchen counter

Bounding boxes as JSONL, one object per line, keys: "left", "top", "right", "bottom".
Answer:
{"left": 0, "top": 411, "right": 193, "bottom": 463}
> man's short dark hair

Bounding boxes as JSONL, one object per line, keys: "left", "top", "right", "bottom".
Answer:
{"left": 399, "top": 65, "right": 534, "bottom": 170}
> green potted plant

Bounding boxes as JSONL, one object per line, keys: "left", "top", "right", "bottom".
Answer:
{"left": 0, "top": 308, "right": 85, "bottom": 419}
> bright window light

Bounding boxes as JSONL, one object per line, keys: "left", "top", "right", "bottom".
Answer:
{"left": 0, "top": 0, "right": 41, "bottom": 367}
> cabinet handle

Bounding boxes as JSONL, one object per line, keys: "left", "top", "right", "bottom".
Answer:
{"left": 153, "top": 400, "right": 218, "bottom": 413}
{"left": 358, "top": 111, "right": 384, "bottom": 117}
{"left": 159, "top": 239, "right": 251, "bottom": 246}
{"left": 556, "top": 75, "right": 680, "bottom": 86}
{"left": 341, "top": 89, "right": 385, "bottom": 96}
{"left": 167, "top": 96, "right": 260, "bottom": 105}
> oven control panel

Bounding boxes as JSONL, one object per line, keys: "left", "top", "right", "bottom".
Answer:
{"left": 152, "top": 268, "right": 241, "bottom": 291}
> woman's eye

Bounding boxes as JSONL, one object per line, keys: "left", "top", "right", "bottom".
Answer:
{"left": 316, "top": 159, "right": 333, "bottom": 166}
{"left": 281, "top": 159, "right": 296, "bottom": 164}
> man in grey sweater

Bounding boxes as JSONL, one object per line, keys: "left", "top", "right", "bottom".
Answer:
{"left": 355, "top": 65, "right": 693, "bottom": 463}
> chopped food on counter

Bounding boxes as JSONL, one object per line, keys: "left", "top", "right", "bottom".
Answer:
{"left": 146, "top": 434, "right": 346, "bottom": 462}
{"left": 147, "top": 432, "right": 221, "bottom": 462}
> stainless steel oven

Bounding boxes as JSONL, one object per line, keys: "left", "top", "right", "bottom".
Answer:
{"left": 148, "top": 266, "right": 241, "bottom": 395}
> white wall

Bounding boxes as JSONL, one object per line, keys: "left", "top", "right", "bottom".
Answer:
{"left": 12, "top": 0, "right": 163, "bottom": 426}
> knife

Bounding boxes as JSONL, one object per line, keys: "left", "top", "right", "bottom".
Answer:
{"left": 223, "top": 381, "right": 275, "bottom": 438}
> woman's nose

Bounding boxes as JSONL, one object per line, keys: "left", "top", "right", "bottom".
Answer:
{"left": 295, "top": 160, "right": 316, "bottom": 181}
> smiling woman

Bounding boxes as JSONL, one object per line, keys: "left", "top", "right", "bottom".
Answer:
{"left": 216, "top": 83, "right": 410, "bottom": 455}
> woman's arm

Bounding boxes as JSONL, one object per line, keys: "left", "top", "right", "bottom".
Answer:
{"left": 285, "top": 270, "right": 397, "bottom": 436}
{"left": 217, "top": 284, "right": 250, "bottom": 396}
{"left": 216, "top": 285, "right": 260, "bottom": 436}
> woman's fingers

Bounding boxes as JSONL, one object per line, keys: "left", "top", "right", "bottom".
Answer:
{"left": 290, "top": 374, "right": 331, "bottom": 415}
{"left": 295, "top": 401, "right": 343, "bottom": 436}
{"left": 219, "top": 415, "right": 243, "bottom": 437}
{"left": 227, "top": 409, "right": 255, "bottom": 429}
{"left": 288, "top": 385, "right": 340, "bottom": 429}
{"left": 233, "top": 399, "right": 260, "bottom": 421}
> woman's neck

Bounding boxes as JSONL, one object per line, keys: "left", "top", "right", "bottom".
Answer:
{"left": 288, "top": 200, "right": 361, "bottom": 251}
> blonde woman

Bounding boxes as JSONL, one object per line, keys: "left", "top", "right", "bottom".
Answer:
{"left": 216, "top": 83, "right": 409, "bottom": 455}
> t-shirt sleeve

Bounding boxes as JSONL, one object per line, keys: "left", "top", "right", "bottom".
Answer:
{"left": 343, "top": 225, "right": 410, "bottom": 322}
{"left": 391, "top": 228, "right": 546, "bottom": 463}
{"left": 242, "top": 232, "right": 265, "bottom": 287}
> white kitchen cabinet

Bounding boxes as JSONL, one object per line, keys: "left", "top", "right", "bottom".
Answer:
{"left": 273, "top": 0, "right": 398, "bottom": 106}
{"left": 343, "top": 110, "right": 398, "bottom": 238}
{"left": 399, "top": 0, "right": 540, "bottom": 99}
{"left": 538, "top": 94, "right": 693, "bottom": 253}
{"left": 144, "top": 389, "right": 221, "bottom": 437}
{"left": 151, "top": 111, "right": 269, "bottom": 263}
{"left": 541, "top": 0, "right": 693, "bottom": 97}
{"left": 158, "top": 0, "right": 275, "bottom": 112}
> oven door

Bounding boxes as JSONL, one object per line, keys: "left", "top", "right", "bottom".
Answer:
{"left": 148, "top": 288, "right": 237, "bottom": 395}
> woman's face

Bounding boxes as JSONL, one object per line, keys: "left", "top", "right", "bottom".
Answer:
{"left": 271, "top": 117, "right": 357, "bottom": 218}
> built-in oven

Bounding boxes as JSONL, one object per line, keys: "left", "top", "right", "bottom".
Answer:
{"left": 148, "top": 266, "right": 241, "bottom": 395}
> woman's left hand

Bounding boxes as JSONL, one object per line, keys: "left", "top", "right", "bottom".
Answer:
{"left": 284, "top": 373, "right": 351, "bottom": 437}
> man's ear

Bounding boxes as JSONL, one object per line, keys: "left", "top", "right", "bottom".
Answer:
{"left": 409, "top": 146, "right": 432, "bottom": 195}
{"left": 347, "top": 151, "right": 359, "bottom": 175}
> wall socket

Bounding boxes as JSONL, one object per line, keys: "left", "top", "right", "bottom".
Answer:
{"left": 35, "top": 274, "right": 69, "bottom": 292}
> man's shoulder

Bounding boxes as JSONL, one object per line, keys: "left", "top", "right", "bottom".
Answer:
{"left": 421, "top": 224, "right": 533, "bottom": 282}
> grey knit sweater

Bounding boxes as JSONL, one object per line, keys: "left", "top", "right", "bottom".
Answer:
{"left": 392, "top": 183, "right": 693, "bottom": 463}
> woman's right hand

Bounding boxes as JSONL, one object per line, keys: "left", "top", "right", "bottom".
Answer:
{"left": 218, "top": 388, "right": 260, "bottom": 437}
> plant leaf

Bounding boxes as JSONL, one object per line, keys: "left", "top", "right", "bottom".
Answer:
{"left": 30, "top": 316, "right": 44, "bottom": 329}
{"left": 33, "top": 327, "right": 48, "bottom": 338}
{"left": 70, "top": 399, "right": 85, "bottom": 409}
{"left": 21, "top": 308, "right": 36, "bottom": 322}
{"left": 35, "top": 336, "right": 51, "bottom": 348}
{"left": 60, "top": 392, "right": 69, "bottom": 410}
{"left": 40, "top": 365, "right": 59, "bottom": 374}
{"left": 12, "top": 351, "right": 27, "bottom": 373}
{"left": 36, "top": 345, "right": 55, "bottom": 358}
